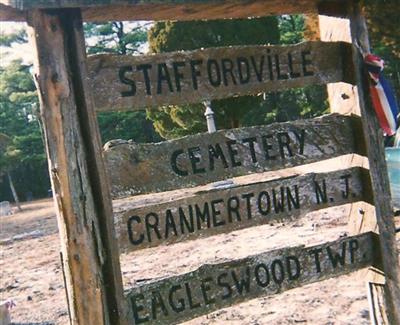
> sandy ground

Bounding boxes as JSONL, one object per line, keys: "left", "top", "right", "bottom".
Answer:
{"left": 1, "top": 197, "right": 399, "bottom": 325}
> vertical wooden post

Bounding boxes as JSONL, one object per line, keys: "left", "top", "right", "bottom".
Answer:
{"left": 348, "top": 5, "right": 400, "bottom": 324}
{"left": 317, "top": 0, "right": 376, "bottom": 237}
{"left": 318, "top": 2, "right": 400, "bottom": 324}
{"left": 27, "top": 9, "right": 128, "bottom": 325}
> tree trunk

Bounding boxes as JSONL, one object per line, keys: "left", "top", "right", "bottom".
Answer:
{"left": 7, "top": 171, "right": 22, "bottom": 211}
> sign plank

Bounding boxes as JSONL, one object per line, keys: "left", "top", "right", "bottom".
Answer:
{"left": 125, "top": 232, "right": 378, "bottom": 325}
{"left": 105, "top": 114, "right": 362, "bottom": 197}
{"left": 88, "top": 41, "right": 351, "bottom": 111}
{"left": 116, "top": 168, "right": 369, "bottom": 252}
{"left": 0, "top": 1, "right": 338, "bottom": 22}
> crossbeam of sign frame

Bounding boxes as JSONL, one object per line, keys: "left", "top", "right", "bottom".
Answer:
{"left": 88, "top": 41, "right": 352, "bottom": 111}
{"left": 125, "top": 232, "right": 378, "bottom": 325}
{"left": 115, "top": 167, "right": 369, "bottom": 252}
{"left": 104, "top": 114, "right": 363, "bottom": 197}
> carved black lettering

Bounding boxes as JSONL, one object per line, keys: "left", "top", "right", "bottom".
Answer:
{"left": 227, "top": 196, "right": 241, "bottom": 223}
{"left": 172, "top": 61, "right": 185, "bottom": 92}
{"left": 257, "top": 191, "right": 271, "bottom": 216}
{"left": 349, "top": 239, "right": 359, "bottom": 264}
{"left": 286, "top": 256, "right": 301, "bottom": 280}
{"left": 241, "top": 192, "right": 254, "bottom": 220}
{"left": 208, "top": 144, "right": 228, "bottom": 171}
{"left": 231, "top": 267, "right": 251, "bottom": 295}
{"left": 271, "top": 259, "right": 285, "bottom": 284}
{"left": 217, "top": 272, "right": 232, "bottom": 300}
{"left": 267, "top": 49, "right": 274, "bottom": 81}
{"left": 272, "top": 187, "right": 285, "bottom": 213}
{"left": 151, "top": 291, "right": 168, "bottom": 320}
{"left": 188, "top": 147, "right": 206, "bottom": 174}
{"left": 309, "top": 248, "right": 323, "bottom": 273}
{"left": 314, "top": 179, "right": 328, "bottom": 204}
{"left": 237, "top": 57, "right": 250, "bottom": 84}
{"left": 137, "top": 64, "right": 152, "bottom": 95}
{"left": 185, "top": 283, "right": 201, "bottom": 310}
{"left": 201, "top": 277, "right": 215, "bottom": 305}
{"left": 131, "top": 293, "right": 150, "bottom": 324}
{"left": 190, "top": 59, "right": 203, "bottom": 90}
{"left": 195, "top": 203, "right": 211, "bottom": 229}
{"left": 261, "top": 134, "right": 276, "bottom": 160}
{"left": 327, "top": 243, "right": 347, "bottom": 268}
{"left": 226, "top": 140, "right": 242, "bottom": 167}
{"left": 340, "top": 174, "right": 352, "bottom": 199}
{"left": 221, "top": 58, "right": 237, "bottom": 86}
{"left": 179, "top": 207, "right": 194, "bottom": 234}
{"left": 211, "top": 199, "right": 225, "bottom": 227}
{"left": 165, "top": 210, "right": 178, "bottom": 239}
{"left": 254, "top": 263, "right": 270, "bottom": 287}
{"left": 275, "top": 54, "right": 288, "bottom": 80}
{"left": 127, "top": 216, "right": 144, "bottom": 245}
{"left": 288, "top": 53, "right": 301, "bottom": 78}
{"left": 119, "top": 66, "right": 136, "bottom": 97}
{"left": 145, "top": 213, "right": 161, "bottom": 243}
{"left": 207, "top": 59, "right": 222, "bottom": 87}
{"left": 277, "top": 132, "right": 293, "bottom": 159}
{"left": 168, "top": 285, "right": 185, "bottom": 313}
{"left": 250, "top": 55, "right": 264, "bottom": 82}
{"left": 157, "top": 63, "right": 174, "bottom": 94}
{"left": 301, "top": 50, "right": 314, "bottom": 76}
{"left": 293, "top": 129, "right": 306, "bottom": 155}
{"left": 170, "top": 149, "right": 188, "bottom": 176}
{"left": 242, "top": 137, "right": 258, "bottom": 163}
{"left": 286, "top": 185, "right": 300, "bottom": 211}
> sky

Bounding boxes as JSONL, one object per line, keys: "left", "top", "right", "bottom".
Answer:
{"left": 0, "top": 21, "right": 151, "bottom": 66}
{"left": 0, "top": 22, "right": 33, "bottom": 66}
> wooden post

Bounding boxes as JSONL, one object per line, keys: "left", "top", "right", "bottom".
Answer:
{"left": 316, "top": 0, "right": 376, "bottom": 236}
{"left": 318, "top": 2, "right": 400, "bottom": 323}
{"left": 27, "top": 9, "right": 128, "bottom": 325}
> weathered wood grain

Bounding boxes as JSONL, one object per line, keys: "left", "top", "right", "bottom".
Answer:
{"left": 104, "top": 114, "right": 363, "bottom": 198}
{"left": 346, "top": 3, "right": 400, "bottom": 324}
{"left": 88, "top": 41, "right": 351, "bottom": 111}
{"left": 125, "top": 232, "right": 379, "bottom": 325}
{"left": 27, "top": 9, "right": 127, "bottom": 325}
{"left": 0, "top": 1, "right": 345, "bottom": 22}
{"left": 116, "top": 167, "right": 369, "bottom": 252}
{"left": 0, "top": 3, "right": 23, "bottom": 21}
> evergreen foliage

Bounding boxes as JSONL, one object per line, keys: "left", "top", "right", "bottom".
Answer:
{"left": 84, "top": 22, "right": 161, "bottom": 143}
{"left": 0, "top": 5, "right": 398, "bottom": 201}
{"left": 84, "top": 22, "right": 148, "bottom": 55}
{"left": 0, "top": 60, "right": 49, "bottom": 201}
{"left": 147, "top": 17, "right": 280, "bottom": 139}
{"left": 362, "top": 0, "right": 400, "bottom": 99}
{"left": 147, "top": 15, "right": 328, "bottom": 139}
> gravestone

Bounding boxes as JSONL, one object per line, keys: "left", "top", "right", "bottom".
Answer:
{"left": 0, "top": 201, "right": 12, "bottom": 216}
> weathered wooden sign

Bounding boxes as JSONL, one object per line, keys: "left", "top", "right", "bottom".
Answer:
{"left": 0, "top": 1, "right": 338, "bottom": 22}
{"left": 116, "top": 168, "right": 368, "bottom": 252}
{"left": 88, "top": 41, "right": 351, "bottom": 111}
{"left": 104, "top": 114, "right": 362, "bottom": 197}
{"left": 125, "top": 232, "right": 378, "bottom": 325}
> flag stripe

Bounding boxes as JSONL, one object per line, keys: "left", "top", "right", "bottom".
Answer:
{"left": 370, "top": 86, "right": 394, "bottom": 135}
{"left": 365, "top": 54, "right": 398, "bottom": 136}
{"left": 380, "top": 77, "right": 399, "bottom": 120}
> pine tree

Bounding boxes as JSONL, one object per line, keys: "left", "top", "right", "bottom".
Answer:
{"left": 147, "top": 17, "right": 280, "bottom": 139}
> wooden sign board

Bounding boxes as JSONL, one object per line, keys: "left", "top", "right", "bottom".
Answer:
{"left": 105, "top": 114, "right": 362, "bottom": 197}
{"left": 0, "top": 1, "right": 331, "bottom": 22}
{"left": 116, "top": 167, "right": 368, "bottom": 252}
{"left": 88, "top": 41, "right": 351, "bottom": 111}
{"left": 125, "top": 232, "right": 378, "bottom": 325}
